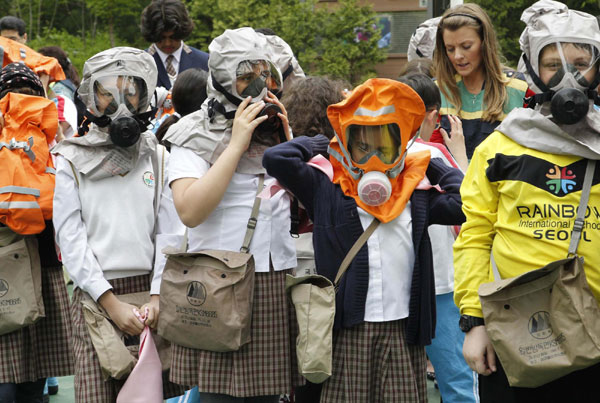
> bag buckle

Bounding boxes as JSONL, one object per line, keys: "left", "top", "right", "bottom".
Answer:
{"left": 573, "top": 218, "right": 585, "bottom": 233}
{"left": 247, "top": 217, "right": 257, "bottom": 230}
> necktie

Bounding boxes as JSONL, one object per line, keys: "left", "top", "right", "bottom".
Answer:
{"left": 165, "top": 55, "right": 176, "bottom": 76}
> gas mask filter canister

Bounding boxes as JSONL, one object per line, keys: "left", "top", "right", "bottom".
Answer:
{"left": 357, "top": 171, "right": 393, "bottom": 206}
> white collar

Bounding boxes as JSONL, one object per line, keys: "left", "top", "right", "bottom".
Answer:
{"left": 153, "top": 42, "right": 184, "bottom": 64}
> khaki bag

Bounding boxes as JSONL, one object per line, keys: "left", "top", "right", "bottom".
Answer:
{"left": 286, "top": 219, "right": 379, "bottom": 383}
{"left": 81, "top": 291, "right": 172, "bottom": 380}
{"left": 157, "top": 176, "right": 264, "bottom": 352}
{"left": 479, "top": 160, "right": 600, "bottom": 388}
{"left": 0, "top": 228, "right": 45, "bottom": 336}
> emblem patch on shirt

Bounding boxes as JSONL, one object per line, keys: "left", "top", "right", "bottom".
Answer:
{"left": 143, "top": 171, "right": 155, "bottom": 188}
{"left": 545, "top": 165, "right": 576, "bottom": 195}
{"left": 486, "top": 154, "right": 598, "bottom": 197}
{"left": 0, "top": 279, "right": 8, "bottom": 298}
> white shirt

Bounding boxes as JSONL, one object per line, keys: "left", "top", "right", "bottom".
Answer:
{"left": 153, "top": 42, "right": 183, "bottom": 86}
{"left": 361, "top": 205, "right": 415, "bottom": 322}
{"left": 409, "top": 142, "right": 458, "bottom": 294}
{"left": 168, "top": 146, "right": 297, "bottom": 272}
{"left": 53, "top": 150, "right": 184, "bottom": 300}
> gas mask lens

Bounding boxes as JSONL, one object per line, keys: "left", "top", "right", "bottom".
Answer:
{"left": 347, "top": 124, "right": 402, "bottom": 165}
{"left": 235, "top": 60, "right": 281, "bottom": 98}
{"left": 93, "top": 75, "right": 147, "bottom": 117}
{"left": 539, "top": 42, "right": 600, "bottom": 91}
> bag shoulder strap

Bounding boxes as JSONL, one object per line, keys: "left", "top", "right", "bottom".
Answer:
{"left": 334, "top": 218, "right": 380, "bottom": 286}
{"left": 68, "top": 160, "right": 80, "bottom": 187}
{"left": 240, "top": 174, "right": 265, "bottom": 253}
{"left": 568, "top": 159, "right": 596, "bottom": 256}
{"left": 150, "top": 144, "right": 166, "bottom": 222}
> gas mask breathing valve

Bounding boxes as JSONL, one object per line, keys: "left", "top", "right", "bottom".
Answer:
{"left": 550, "top": 88, "right": 589, "bottom": 125}
{"left": 357, "top": 171, "right": 392, "bottom": 206}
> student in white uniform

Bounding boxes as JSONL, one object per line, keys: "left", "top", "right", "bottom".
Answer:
{"left": 52, "top": 47, "right": 184, "bottom": 403}
{"left": 163, "top": 27, "right": 300, "bottom": 403}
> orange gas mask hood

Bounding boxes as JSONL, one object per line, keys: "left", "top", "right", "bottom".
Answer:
{"left": 327, "top": 78, "right": 430, "bottom": 223}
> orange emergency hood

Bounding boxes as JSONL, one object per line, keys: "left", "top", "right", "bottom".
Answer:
{"left": 0, "top": 37, "right": 65, "bottom": 83}
{"left": 327, "top": 78, "right": 430, "bottom": 223}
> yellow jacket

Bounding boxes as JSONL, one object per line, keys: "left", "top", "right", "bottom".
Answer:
{"left": 454, "top": 129, "right": 600, "bottom": 317}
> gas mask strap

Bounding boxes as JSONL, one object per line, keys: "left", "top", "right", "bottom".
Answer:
{"left": 77, "top": 110, "right": 111, "bottom": 136}
{"left": 211, "top": 74, "right": 242, "bottom": 107}
{"left": 522, "top": 54, "right": 550, "bottom": 93}
{"left": 387, "top": 135, "right": 418, "bottom": 178}
{"left": 207, "top": 98, "right": 236, "bottom": 121}
{"left": 329, "top": 130, "right": 363, "bottom": 179}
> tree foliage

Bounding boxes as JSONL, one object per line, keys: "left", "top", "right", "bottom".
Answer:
{"left": 469, "top": 0, "right": 600, "bottom": 68}
{"left": 185, "top": 0, "right": 387, "bottom": 85}
{"left": 8, "top": 0, "right": 385, "bottom": 86}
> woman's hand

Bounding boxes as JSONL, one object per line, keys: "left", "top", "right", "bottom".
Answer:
{"left": 140, "top": 295, "right": 160, "bottom": 329}
{"left": 265, "top": 91, "right": 292, "bottom": 141}
{"left": 230, "top": 96, "right": 268, "bottom": 154}
{"left": 440, "top": 115, "right": 468, "bottom": 171}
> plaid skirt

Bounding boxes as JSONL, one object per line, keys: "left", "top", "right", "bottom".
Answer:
{"left": 0, "top": 265, "right": 74, "bottom": 383}
{"left": 320, "top": 320, "right": 427, "bottom": 403}
{"left": 170, "top": 269, "right": 303, "bottom": 397}
{"left": 71, "top": 274, "right": 185, "bottom": 403}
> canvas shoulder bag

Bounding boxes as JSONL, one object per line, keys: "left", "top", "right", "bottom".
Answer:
{"left": 286, "top": 218, "right": 380, "bottom": 383}
{"left": 0, "top": 228, "right": 45, "bottom": 335}
{"left": 157, "top": 175, "right": 265, "bottom": 352}
{"left": 479, "top": 159, "right": 600, "bottom": 388}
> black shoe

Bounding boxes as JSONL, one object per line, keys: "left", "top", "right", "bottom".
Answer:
{"left": 48, "top": 385, "right": 58, "bottom": 395}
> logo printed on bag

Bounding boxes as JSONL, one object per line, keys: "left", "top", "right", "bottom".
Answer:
{"left": 186, "top": 281, "right": 206, "bottom": 306}
{"left": 142, "top": 171, "right": 155, "bottom": 188}
{"left": 0, "top": 279, "right": 8, "bottom": 297}
{"left": 528, "top": 311, "right": 553, "bottom": 339}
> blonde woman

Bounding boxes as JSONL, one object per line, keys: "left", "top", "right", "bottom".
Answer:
{"left": 433, "top": 3, "right": 529, "bottom": 160}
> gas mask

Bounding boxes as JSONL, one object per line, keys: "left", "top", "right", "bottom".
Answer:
{"left": 342, "top": 123, "right": 408, "bottom": 206}
{"left": 524, "top": 41, "right": 600, "bottom": 125}
{"left": 208, "top": 58, "right": 286, "bottom": 146}
{"left": 79, "top": 75, "right": 154, "bottom": 146}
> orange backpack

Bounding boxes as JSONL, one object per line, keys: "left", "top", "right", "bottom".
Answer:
{"left": 0, "top": 92, "right": 57, "bottom": 234}
{"left": 0, "top": 37, "right": 65, "bottom": 82}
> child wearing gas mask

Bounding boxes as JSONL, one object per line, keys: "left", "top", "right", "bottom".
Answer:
{"left": 0, "top": 63, "right": 75, "bottom": 403}
{"left": 52, "top": 47, "right": 185, "bottom": 402}
{"left": 263, "top": 78, "right": 465, "bottom": 403}
{"left": 454, "top": 2, "right": 600, "bottom": 402}
{"left": 163, "top": 28, "right": 299, "bottom": 403}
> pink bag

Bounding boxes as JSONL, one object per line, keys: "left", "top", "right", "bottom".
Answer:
{"left": 116, "top": 326, "right": 163, "bottom": 403}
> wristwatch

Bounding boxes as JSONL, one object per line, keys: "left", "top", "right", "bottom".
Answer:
{"left": 459, "top": 315, "right": 485, "bottom": 332}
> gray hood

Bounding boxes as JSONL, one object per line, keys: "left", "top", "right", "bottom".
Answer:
{"left": 497, "top": 105, "right": 600, "bottom": 160}
{"left": 259, "top": 33, "right": 305, "bottom": 91}
{"left": 518, "top": 0, "right": 600, "bottom": 93}
{"left": 407, "top": 17, "right": 441, "bottom": 62}
{"left": 164, "top": 27, "right": 276, "bottom": 174}
{"left": 52, "top": 47, "right": 159, "bottom": 180}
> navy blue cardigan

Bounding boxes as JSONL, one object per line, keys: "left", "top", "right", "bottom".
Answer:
{"left": 263, "top": 135, "right": 465, "bottom": 346}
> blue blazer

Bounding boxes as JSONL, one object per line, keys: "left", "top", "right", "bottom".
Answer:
{"left": 148, "top": 43, "right": 209, "bottom": 90}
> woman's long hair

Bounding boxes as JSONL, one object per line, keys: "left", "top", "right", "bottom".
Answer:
{"left": 433, "top": 3, "right": 507, "bottom": 122}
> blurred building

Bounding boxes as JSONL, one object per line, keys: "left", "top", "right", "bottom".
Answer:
{"left": 319, "top": 0, "right": 459, "bottom": 78}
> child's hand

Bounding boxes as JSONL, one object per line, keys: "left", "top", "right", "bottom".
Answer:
{"left": 230, "top": 96, "right": 268, "bottom": 153}
{"left": 440, "top": 115, "right": 468, "bottom": 171}
{"left": 140, "top": 295, "right": 160, "bottom": 329}
{"left": 99, "top": 291, "right": 144, "bottom": 335}
{"left": 265, "top": 91, "right": 292, "bottom": 141}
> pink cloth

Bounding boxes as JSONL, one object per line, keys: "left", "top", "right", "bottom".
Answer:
{"left": 116, "top": 326, "right": 163, "bottom": 403}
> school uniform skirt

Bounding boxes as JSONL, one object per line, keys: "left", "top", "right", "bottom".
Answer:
{"left": 170, "top": 269, "right": 303, "bottom": 397}
{"left": 320, "top": 319, "right": 427, "bottom": 403}
{"left": 71, "top": 273, "right": 185, "bottom": 403}
{"left": 0, "top": 265, "right": 74, "bottom": 383}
